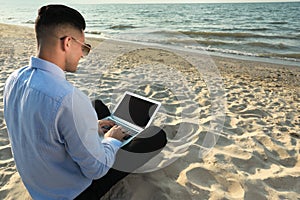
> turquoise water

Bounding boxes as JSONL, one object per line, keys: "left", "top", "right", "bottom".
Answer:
{"left": 0, "top": 2, "right": 299, "bottom": 65}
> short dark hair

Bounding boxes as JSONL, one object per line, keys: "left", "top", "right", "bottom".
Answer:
{"left": 35, "top": 5, "right": 86, "bottom": 40}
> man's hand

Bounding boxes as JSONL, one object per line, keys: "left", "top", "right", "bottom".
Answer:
{"left": 98, "top": 120, "right": 115, "bottom": 134}
{"left": 98, "top": 120, "right": 128, "bottom": 141}
{"left": 104, "top": 125, "right": 126, "bottom": 141}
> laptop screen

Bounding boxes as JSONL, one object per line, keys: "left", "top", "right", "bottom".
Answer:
{"left": 113, "top": 93, "right": 159, "bottom": 129}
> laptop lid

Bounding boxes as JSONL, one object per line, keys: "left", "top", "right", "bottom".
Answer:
{"left": 111, "top": 91, "right": 161, "bottom": 132}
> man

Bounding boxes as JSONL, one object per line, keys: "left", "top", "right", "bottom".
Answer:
{"left": 3, "top": 5, "right": 166, "bottom": 200}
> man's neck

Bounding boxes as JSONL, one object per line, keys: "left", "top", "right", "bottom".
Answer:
{"left": 37, "top": 46, "right": 65, "bottom": 71}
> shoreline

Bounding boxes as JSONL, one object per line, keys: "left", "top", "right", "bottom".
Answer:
{"left": 0, "top": 22, "right": 299, "bottom": 200}
{"left": 2, "top": 22, "right": 300, "bottom": 68}
{"left": 85, "top": 32, "right": 300, "bottom": 68}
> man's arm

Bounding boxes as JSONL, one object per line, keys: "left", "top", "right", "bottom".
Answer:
{"left": 56, "top": 88, "right": 122, "bottom": 179}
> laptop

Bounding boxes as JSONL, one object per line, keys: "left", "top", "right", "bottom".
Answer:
{"left": 103, "top": 91, "right": 161, "bottom": 146}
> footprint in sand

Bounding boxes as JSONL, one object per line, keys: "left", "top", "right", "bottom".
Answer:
{"left": 228, "top": 104, "right": 247, "bottom": 113}
{"left": 186, "top": 166, "right": 217, "bottom": 189}
{"left": 226, "top": 179, "right": 245, "bottom": 199}
{"left": 239, "top": 108, "right": 271, "bottom": 119}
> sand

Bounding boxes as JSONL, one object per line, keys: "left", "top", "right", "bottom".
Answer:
{"left": 0, "top": 23, "right": 299, "bottom": 200}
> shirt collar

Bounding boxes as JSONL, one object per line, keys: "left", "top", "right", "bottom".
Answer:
{"left": 29, "top": 56, "right": 66, "bottom": 79}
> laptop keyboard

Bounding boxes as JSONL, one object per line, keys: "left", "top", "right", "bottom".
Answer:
{"left": 114, "top": 121, "right": 138, "bottom": 136}
{"left": 102, "top": 121, "right": 138, "bottom": 136}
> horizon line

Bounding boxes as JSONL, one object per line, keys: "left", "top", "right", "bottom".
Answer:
{"left": 71, "top": 1, "right": 300, "bottom": 4}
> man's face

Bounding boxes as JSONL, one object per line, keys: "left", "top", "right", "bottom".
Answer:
{"left": 65, "top": 32, "right": 86, "bottom": 73}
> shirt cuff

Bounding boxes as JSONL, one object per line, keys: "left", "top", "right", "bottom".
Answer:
{"left": 102, "top": 137, "right": 122, "bottom": 148}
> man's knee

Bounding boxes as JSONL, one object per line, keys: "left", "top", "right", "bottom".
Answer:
{"left": 92, "top": 99, "right": 111, "bottom": 119}
{"left": 123, "top": 126, "right": 167, "bottom": 153}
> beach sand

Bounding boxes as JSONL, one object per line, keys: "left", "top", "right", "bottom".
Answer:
{"left": 0, "top": 23, "right": 299, "bottom": 200}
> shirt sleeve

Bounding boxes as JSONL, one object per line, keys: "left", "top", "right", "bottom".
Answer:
{"left": 55, "top": 87, "right": 121, "bottom": 180}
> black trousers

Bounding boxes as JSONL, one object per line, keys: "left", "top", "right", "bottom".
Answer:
{"left": 75, "top": 100, "right": 167, "bottom": 199}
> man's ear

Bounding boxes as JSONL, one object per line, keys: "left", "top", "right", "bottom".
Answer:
{"left": 61, "top": 36, "right": 72, "bottom": 52}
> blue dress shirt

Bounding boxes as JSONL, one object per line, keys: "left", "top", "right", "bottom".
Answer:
{"left": 3, "top": 57, "right": 122, "bottom": 200}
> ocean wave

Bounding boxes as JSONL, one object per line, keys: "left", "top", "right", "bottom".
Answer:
{"left": 185, "top": 45, "right": 300, "bottom": 62}
{"left": 165, "top": 38, "right": 228, "bottom": 46}
{"left": 109, "top": 25, "right": 138, "bottom": 30}
{"left": 268, "top": 21, "right": 289, "bottom": 25}
{"left": 260, "top": 53, "right": 300, "bottom": 60}
{"left": 23, "top": 20, "right": 35, "bottom": 24}
{"left": 244, "top": 28, "right": 271, "bottom": 31}
{"left": 196, "top": 40, "right": 229, "bottom": 46}
{"left": 161, "top": 38, "right": 295, "bottom": 52}
{"left": 149, "top": 30, "right": 257, "bottom": 39}
{"left": 222, "top": 28, "right": 271, "bottom": 32}
{"left": 202, "top": 47, "right": 258, "bottom": 57}
{"left": 179, "top": 31, "right": 298, "bottom": 40}
{"left": 246, "top": 42, "right": 289, "bottom": 50}
{"left": 150, "top": 30, "right": 183, "bottom": 36}
{"left": 85, "top": 30, "right": 102, "bottom": 35}
{"left": 180, "top": 31, "right": 256, "bottom": 38}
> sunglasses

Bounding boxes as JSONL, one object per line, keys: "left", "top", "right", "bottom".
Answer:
{"left": 60, "top": 36, "right": 91, "bottom": 56}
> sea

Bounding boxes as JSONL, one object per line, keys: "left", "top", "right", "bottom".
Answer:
{"left": 0, "top": 1, "right": 299, "bottom": 66}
